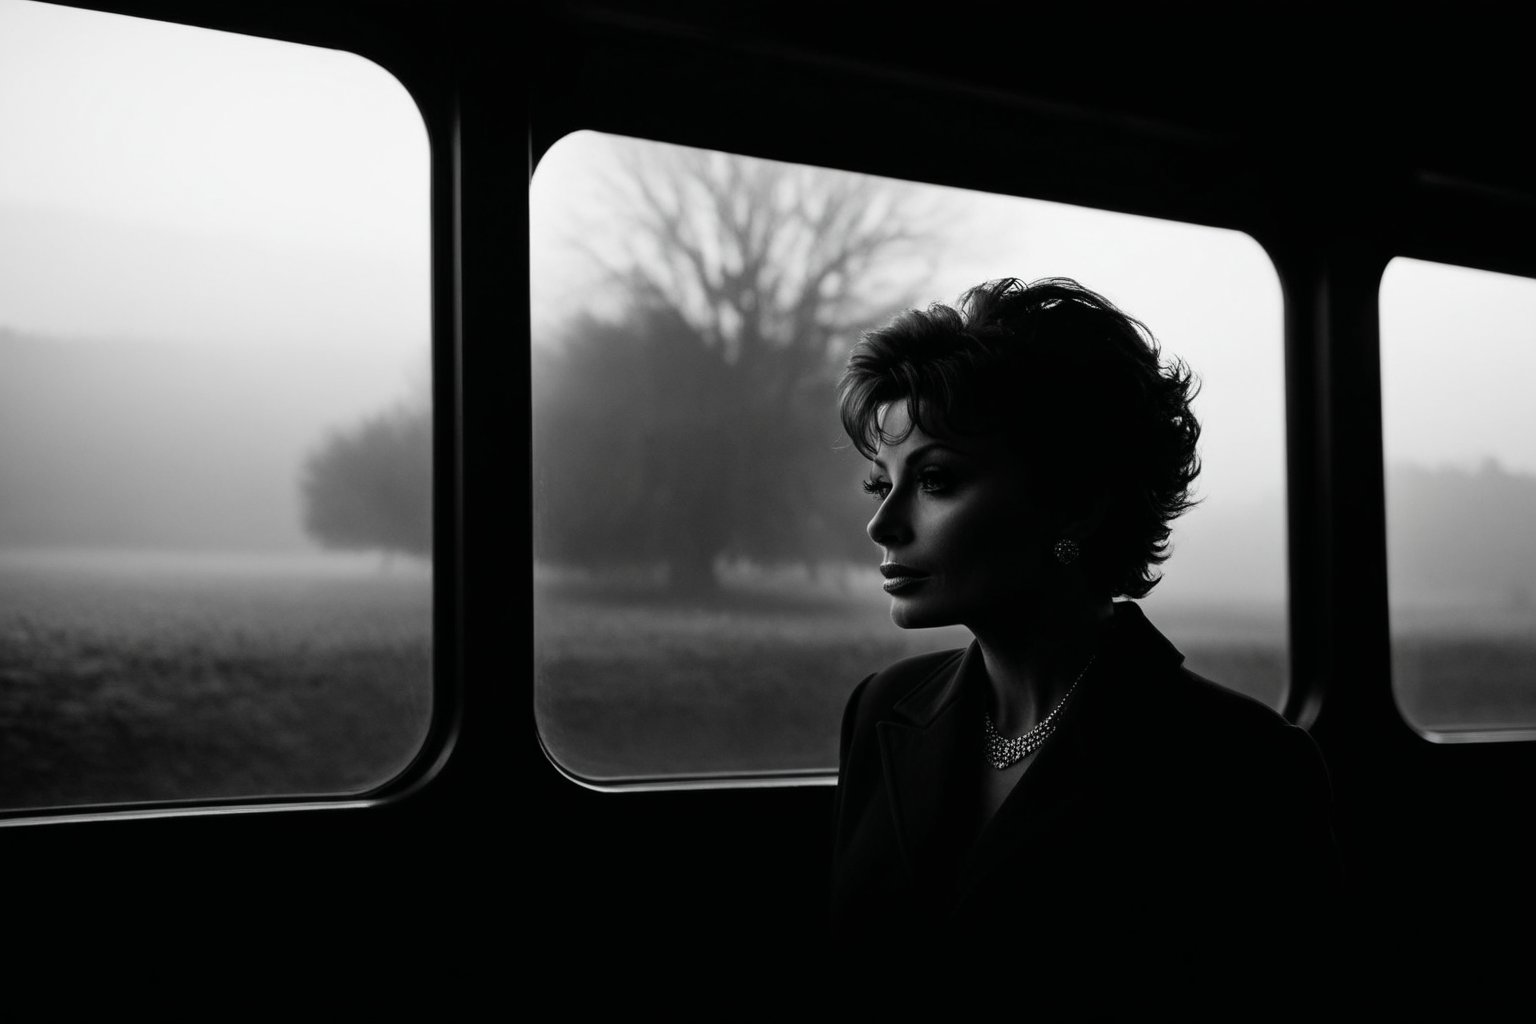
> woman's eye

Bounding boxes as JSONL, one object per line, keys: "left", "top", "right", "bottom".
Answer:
{"left": 917, "top": 470, "right": 952, "bottom": 494}
{"left": 861, "top": 478, "right": 890, "bottom": 501}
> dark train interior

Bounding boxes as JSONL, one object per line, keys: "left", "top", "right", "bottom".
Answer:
{"left": 6, "top": 0, "right": 1535, "bottom": 1003}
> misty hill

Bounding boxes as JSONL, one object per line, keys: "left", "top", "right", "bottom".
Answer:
{"left": 1386, "top": 459, "right": 1536, "bottom": 607}
{"left": 0, "top": 327, "right": 409, "bottom": 552}
{"left": 6, "top": 316, "right": 1534, "bottom": 600}
{"left": 1158, "top": 460, "right": 1536, "bottom": 611}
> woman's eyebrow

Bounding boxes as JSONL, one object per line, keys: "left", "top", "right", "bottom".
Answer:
{"left": 872, "top": 441, "right": 965, "bottom": 471}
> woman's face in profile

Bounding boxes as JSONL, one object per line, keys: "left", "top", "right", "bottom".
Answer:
{"left": 864, "top": 401, "right": 1050, "bottom": 630}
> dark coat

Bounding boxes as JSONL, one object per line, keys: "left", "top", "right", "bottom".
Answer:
{"left": 830, "top": 602, "right": 1341, "bottom": 1007}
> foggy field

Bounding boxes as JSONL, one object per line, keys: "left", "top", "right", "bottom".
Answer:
{"left": 535, "top": 571, "right": 973, "bottom": 779}
{"left": 1393, "top": 634, "right": 1536, "bottom": 731}
{"left": 0, "top": 551, "right": 431, "bottom": 810}
{"left": 537, "top": 572, "right": 1536, "bottom": 781}
{"left": 535, "top": 570, "right": 1297, "bottom": 780}
{"left": 5, "top": 553, "right": 1535, "bottom": 810}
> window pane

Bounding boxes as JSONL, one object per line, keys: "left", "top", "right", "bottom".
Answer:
{"left": 531, "top": 131, "right": 1286, "bottom": 782}
{"left": 1381, "top": 257, "right": 1536, "bottom": 735}
{"left": 0, "top": 2, "right": 432, "bottom": 809}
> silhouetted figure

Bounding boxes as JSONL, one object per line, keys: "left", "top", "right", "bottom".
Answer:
{"left": 830, "top": 278, "right": 1339, "bottom": 1010}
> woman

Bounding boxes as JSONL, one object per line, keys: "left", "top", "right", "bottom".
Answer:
{"left": 829, "top": 278, "right": 1339, "bottom": 998}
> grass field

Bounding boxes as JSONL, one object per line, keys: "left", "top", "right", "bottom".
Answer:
{"left": 0, "top": 549, "right": 431, "bottom": 810}
{"left": 534, "top": 567, "right": 1298, "bottom": 780}
{"left": 537, "top": 567, "right": 1536, "bottom": 781}
{"left": 5, "top": 552, "right": 1534, "bottom": 810}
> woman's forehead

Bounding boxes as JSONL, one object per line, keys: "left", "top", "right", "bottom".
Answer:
{"left": 873, "top": 400, "right": 1006, "bottom": 463}
{"left": 873, "top": 400, "right": 936, "bottom": 454}
{"left": 874, "top": 400, "right": 914, "bottom": 436}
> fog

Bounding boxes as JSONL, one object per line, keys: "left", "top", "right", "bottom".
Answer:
{"left": 0, "top": 1, "right": 429, "bottom": 559}
{"left": 531, "top": 131, "right": 1290, "bottom": 614}
{"left": 1380, "top": 259, "right": 1536, "bottom": 477}
{"left": 5, "top": 0, "right": 1534, "bottom": 614}
{"left": 0, "top": 325, "right": 422, "bottom": 551}
{"left": 530, "top": 133, "right": 1536, "bottom": 624}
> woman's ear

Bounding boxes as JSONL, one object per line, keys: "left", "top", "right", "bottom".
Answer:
{"left": 1060, "top": 491, "right": 1113, "bottom": 546}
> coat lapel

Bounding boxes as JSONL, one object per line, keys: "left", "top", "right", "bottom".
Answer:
{"left": 874, "top": 645, "right": 979, "bottom": 894}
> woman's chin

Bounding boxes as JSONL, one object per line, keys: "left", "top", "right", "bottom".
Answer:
{"left": 888, "top": 600, "right": 949, "bottom": 630}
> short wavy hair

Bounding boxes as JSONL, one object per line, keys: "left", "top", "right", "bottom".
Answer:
{"left": 838, "top": 277, "right": 1201, "bottom": 599}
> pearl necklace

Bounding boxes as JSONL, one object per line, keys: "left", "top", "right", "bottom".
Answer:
{"left": 983, "top": 654, "right": 1096, "bottom": 770}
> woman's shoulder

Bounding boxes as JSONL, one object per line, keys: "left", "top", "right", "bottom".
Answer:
{"left": 1149, "top": 664, "right": 1328, "bottom": 783}
{"left": 1113, "top": 604, "right": 1312, "bottom": 753}
{"left": 1164, "top": 665, "right": 1292, "bottom": 731}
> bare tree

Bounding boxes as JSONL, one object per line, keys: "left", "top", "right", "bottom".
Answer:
{"left": 535, "top": 140, "right": 952, "bottom": 592}
{"left": 593, "top": 143, "right": 943, "bottom": 367}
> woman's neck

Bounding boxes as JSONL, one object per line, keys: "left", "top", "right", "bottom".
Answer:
{"left": 972, "top": 597, "right": 1114, "bottom": 736}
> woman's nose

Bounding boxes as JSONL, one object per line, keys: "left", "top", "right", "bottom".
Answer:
{"left": 866, "top": 492, "right": 911, "bottom": 547}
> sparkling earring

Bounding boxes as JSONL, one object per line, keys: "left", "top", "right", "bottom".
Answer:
{"left": 1054, "top": 538, "right": 1080, "bottom": 566}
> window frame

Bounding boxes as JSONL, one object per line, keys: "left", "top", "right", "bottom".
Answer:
{"left": 527, "top": 127, "right": 1296, "bottom": 790}
{"left": 4, "top": 1, "right": 1536, "bottom": 992}
{"left": 0, "top": 0, "right": 462, "bottom": 827}
{"left": 1375, "top": 254, "right": 1536, "bottom": 746}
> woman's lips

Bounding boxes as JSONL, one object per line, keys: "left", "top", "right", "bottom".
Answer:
{"left": 879, "top": 564, "right": 930, "bottom": 594}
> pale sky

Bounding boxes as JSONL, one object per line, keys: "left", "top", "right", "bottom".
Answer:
{"left": 530, "top": 132, "right": 1536, "bottom": 608}
{"left": 530, "top": 130, "right": 1286, "bottom": 497}
{"left": 531, "top": 131, "right": 1292, "bottom": 606}
{"left": 0, "top": 0, "right": 430, "bottom": 553}
{"left": 0, "top": 0, "right": 429, "bottom": 355}
{"left": 5, "top": 1, "right": 1530, "bottom": 577}
{"left": 1380, "top": 258, "right": 1536, "bottom": 476}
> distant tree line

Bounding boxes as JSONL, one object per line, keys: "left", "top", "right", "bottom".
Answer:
{"left": 1387, "top": 459, "right": 1536, "bottom": 606}
{"left": 301, "top": 402, "right": 430, "bottom": 559}
{"left": 296, "top": 143, "right": 946, "bottom": 586}
{"left": 288, "top": 138, "right": 1536, "bottom": 610}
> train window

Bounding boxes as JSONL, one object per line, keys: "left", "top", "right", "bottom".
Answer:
{"left": 531, "top": 130, "right": 1287, "bottom": 784}
{"left": 0, "top": 1, "right": 432, "bottom": 810}
{"left": 1381, "top": 257, "right": 1536, "bottom": 737}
